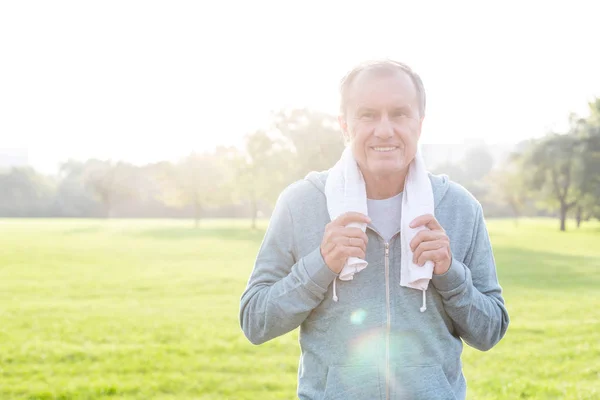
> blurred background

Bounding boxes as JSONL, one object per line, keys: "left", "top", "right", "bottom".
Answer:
{"left": 2, "top": 1, "right": 600, "bottom": 229}
{"left": 1, "top": 1, "right": 599, "bottom": 399}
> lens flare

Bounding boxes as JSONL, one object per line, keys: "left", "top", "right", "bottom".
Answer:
{"left": 350, "top": 308, "right": 367, "bottom": 325}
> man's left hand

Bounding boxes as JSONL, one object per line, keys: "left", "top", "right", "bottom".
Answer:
{"left": 409, "top": 214, "right": 452, "bottom": 275}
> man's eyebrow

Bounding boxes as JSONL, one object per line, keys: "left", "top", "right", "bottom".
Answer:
{"left": 390, "top": 105, "right": 412, "bottom": 111}
{"left": 355, "top": 106, "right": 377, "bottom": 113}
{"left": 390, "top": 105, "right": 416, "bottom": 115}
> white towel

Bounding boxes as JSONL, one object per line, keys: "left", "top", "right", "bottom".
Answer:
{"left": 324, "top": 146, "right": 435, "bottom": 312}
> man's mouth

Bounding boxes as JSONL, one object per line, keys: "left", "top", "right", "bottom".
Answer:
{"left": 371, "top": 146, "right": 398, "bottom": 152}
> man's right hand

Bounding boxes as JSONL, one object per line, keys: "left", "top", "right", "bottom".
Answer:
{"left": 320, "top": 212, "right": 371, "bottom": 274}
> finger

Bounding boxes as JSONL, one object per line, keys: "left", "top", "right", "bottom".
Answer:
{"left": 410, "top": 230, "right": 435, "bottom": 251}
{"left": 340, "top": 227, "right": 369, "bottom": 244}
{"left": 341, "top": 227, "right": 368, "bottom": 238}
{"left": 329, "top": 246, "right": 345, "bottom": 263}
{"left": 412, "top": 240, "right": 444, "bottom": 264}
{"left": 409, "top": 214, "right": 434, "bottom": 229}
{"left": 331, "top": 245, "right": 365, "bottom": 261}
{"left": 322, "top": 241, "right": 336, "bottom": 255}
{"left": 335, "top": 212, "right": 371, "bottom": 227}
{"left": 409, "top": 214, "right": 443, "bottom": 231}
{"left": 417, "top": 248, "right": 449, "bottom": 267}
{"left": 323, "top": 223, "right": 336, "bottom": 242}
{"left": 409, "top": 230, "right": 447, "bottom": 252}
{"left": 327, "top": 226, "right": 368, "bottom": 250}
{"left": 325, "top": 225, "right": 346, "bottom": 243}
{"left": 333, "top": 236, "right": 366, "bottom": 252}
{"left": 342, "top": 245, "right": 366, "bottom": 259}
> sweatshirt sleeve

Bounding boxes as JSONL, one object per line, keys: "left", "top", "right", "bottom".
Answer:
{"left": 431, "top": 203, "right": 510, "bottom": 351}
{"left": 239, "top": 190, "right": 338, "bottom": 345}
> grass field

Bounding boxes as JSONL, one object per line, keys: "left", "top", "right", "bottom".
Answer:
{"left": 0, "top": 218, "right": 599, "bottom": 399}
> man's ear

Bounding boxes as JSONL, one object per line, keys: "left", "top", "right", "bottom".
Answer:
{"left": 338, "top": 115, "right": 351, "bottom": 144}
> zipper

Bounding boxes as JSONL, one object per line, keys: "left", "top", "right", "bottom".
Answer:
{"left": 384, "top": 242, "right": 390, "bottom": 400}
{"left": 366, "top": 225, "right": 399, "bottom": 400}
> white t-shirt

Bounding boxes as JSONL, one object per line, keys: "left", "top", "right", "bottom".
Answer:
{"left": 367, "top": 191, "right": 403, "bottom": 242}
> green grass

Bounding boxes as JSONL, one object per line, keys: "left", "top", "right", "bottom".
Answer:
{"left": 0, "top": 217, "right": 598, "bottom": 399}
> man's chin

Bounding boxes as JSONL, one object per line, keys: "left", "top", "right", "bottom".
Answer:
{"left": 364, "top": 164, "right": 407, "bottom": 178}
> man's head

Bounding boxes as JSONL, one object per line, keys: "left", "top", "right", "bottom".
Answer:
{"left": 338, "top": 60, "right": 426, "bottom": 183}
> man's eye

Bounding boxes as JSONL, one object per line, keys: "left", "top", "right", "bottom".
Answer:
{"left": 360, "top": 112, "right": 375, "bottom": 119}
{"left": 392, "top": 110, "right": 407, "bottom": 118}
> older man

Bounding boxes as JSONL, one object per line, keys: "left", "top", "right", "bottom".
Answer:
{"left": 240, "top": 60, "right": 509, "bottom": 400}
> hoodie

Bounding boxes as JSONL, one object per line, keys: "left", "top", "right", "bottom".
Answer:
{"left": 240, "top": 171, "right": 509, "bottom": 400}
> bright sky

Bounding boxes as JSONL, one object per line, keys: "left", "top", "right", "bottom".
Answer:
{"left": 1, "top": 0, "right": 599, "bottom": 174}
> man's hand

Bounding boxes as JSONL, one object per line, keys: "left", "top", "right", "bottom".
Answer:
{"left": 320, "top": 212, "right": 370, "bottom": 274}
{"left": 409, "top": 214, "right": 452, "bottom": 275}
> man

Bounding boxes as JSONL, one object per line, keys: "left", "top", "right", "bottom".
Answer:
{"left": 240, "top": 60, "right": 509, "bottom": 400}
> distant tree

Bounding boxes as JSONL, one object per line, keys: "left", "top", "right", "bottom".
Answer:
{"left": 573, "top": 193, "right": 600, "bottom": 228}
{"left": 0, "top": 167, "right": 55, "bottom": 217}
{"left": 234, "top": 130, "right": 292, "bottom": 228}
{"left": 462, "top": 146, "right": 495, "bottom": 182}
{"left": 484, "top": 152, "right": 530, "bottom": 225}
{"left": 138, "top": 161, "right": 184, "bottom": 217}
{"left": 147, "top": 160, "right": 179, "bottom": 211}
{"left": 573, "top": 102, "right": 600, "bottom": 226}
{"left": 181, "top": 153, "right": 216, "bottom": 227}
{"left": 55, "top": 160, "right": 103, "bottom": 217}
{"left": 159, "top": 147, "right": 236, "bottom": 227}
{"left": 518, "top": 129, "right": 583, "bottom": 231}
{"left": 273, "top": 108, "right": 345, "bottom": 181}
{"left": 83, "top": 160, "right": 138, "bottom": 218}
{"left": 431, "top": 161, "right": 467, "bottom": 183}
{"left": 431, "top": 145, "right": 495, "bottom": 203}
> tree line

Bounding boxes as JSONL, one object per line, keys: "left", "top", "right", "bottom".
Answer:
{"left": 1, "top": 103, "right": 599, "bottom": 231}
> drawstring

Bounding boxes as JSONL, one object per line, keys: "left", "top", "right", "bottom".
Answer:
{"left": 420, "top": 289, "right": 427, "bottom": 312}
{"left": 332, "top": 277, "right": 338, "bottom": 302}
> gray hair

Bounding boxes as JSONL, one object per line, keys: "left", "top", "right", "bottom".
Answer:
{"left": 339, "top": 59, "right": 426, "bottom": 118}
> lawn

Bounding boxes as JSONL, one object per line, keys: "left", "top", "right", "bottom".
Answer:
{"left": 0, "top": 218, "right": 598, "bottom": 399}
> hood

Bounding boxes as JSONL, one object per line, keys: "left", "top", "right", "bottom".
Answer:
{"left": 304, "top": 169, "right": 451, "bottom": 209}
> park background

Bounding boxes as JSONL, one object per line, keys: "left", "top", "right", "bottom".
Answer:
{"left": 1, "top": 1, "right": 599, "bottom": 399}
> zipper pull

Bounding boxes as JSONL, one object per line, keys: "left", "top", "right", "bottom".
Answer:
{"left": 385, "top": 243, "right": 389, "bottom": 256}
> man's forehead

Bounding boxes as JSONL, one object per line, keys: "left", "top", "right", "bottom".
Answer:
{"left": 349, "top": 69, "right": 418, "bottom": 105}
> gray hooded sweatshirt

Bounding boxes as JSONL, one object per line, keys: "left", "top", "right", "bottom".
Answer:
{"left": 240, "top": 171, "right": 509, "bottom": 400}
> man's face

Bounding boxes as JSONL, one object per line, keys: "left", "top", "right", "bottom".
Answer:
{"left": 339, "top": 70, "right": 423, "bottom": 181}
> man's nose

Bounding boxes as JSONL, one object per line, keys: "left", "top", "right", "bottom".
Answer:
{"left": 374, "top": 114, "right": 393, "bottom": 139}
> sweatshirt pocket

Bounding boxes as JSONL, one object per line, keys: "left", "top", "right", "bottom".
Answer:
{"left": 322, "top": 365, "right": 383, "bottom": 400}
{"left": 393, "top": 364, "right": 457, "bottom": 400}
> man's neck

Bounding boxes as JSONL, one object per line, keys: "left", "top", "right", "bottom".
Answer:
{"left": 363, "top": 171, "right": 407, "bottom": 200}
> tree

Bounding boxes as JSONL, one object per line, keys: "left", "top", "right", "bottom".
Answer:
{"left": 159, "top": 148, "right": 235, "bottom": 227}
{"left": 55, "top": 160, "right": 103, "bottom": 217}
{"left": 82, "top": 160, "right": 138, "bottom": 218}
{"left": 519, "top": 132, "right": 582, "bottom": 231}
{"left": 463, "top": 145, "right": 495, "bottom": 182}
{"left": 574, "top": 101, "right": 600, "bottom": 226}
{"left": 458, "top": 145, "right": 495, "bottom": 201}
{"left": 430, "top": 145, "right": 495, "bottom": 206}
{"left": 0, "top": 167, "right": 56, "bottom": 217}
{"left": 235, "top": 130, "right": 292, "bottom": 228}
{"left": 273, "top": 108, "right": 345, "bottom": 181}
{"left": 484, "top": 152, "right": 530, "bottom": 225}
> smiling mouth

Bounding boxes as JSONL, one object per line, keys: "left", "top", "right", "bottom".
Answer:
{"left": 371, "top": 146, "right": 399, "bottom": 152}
